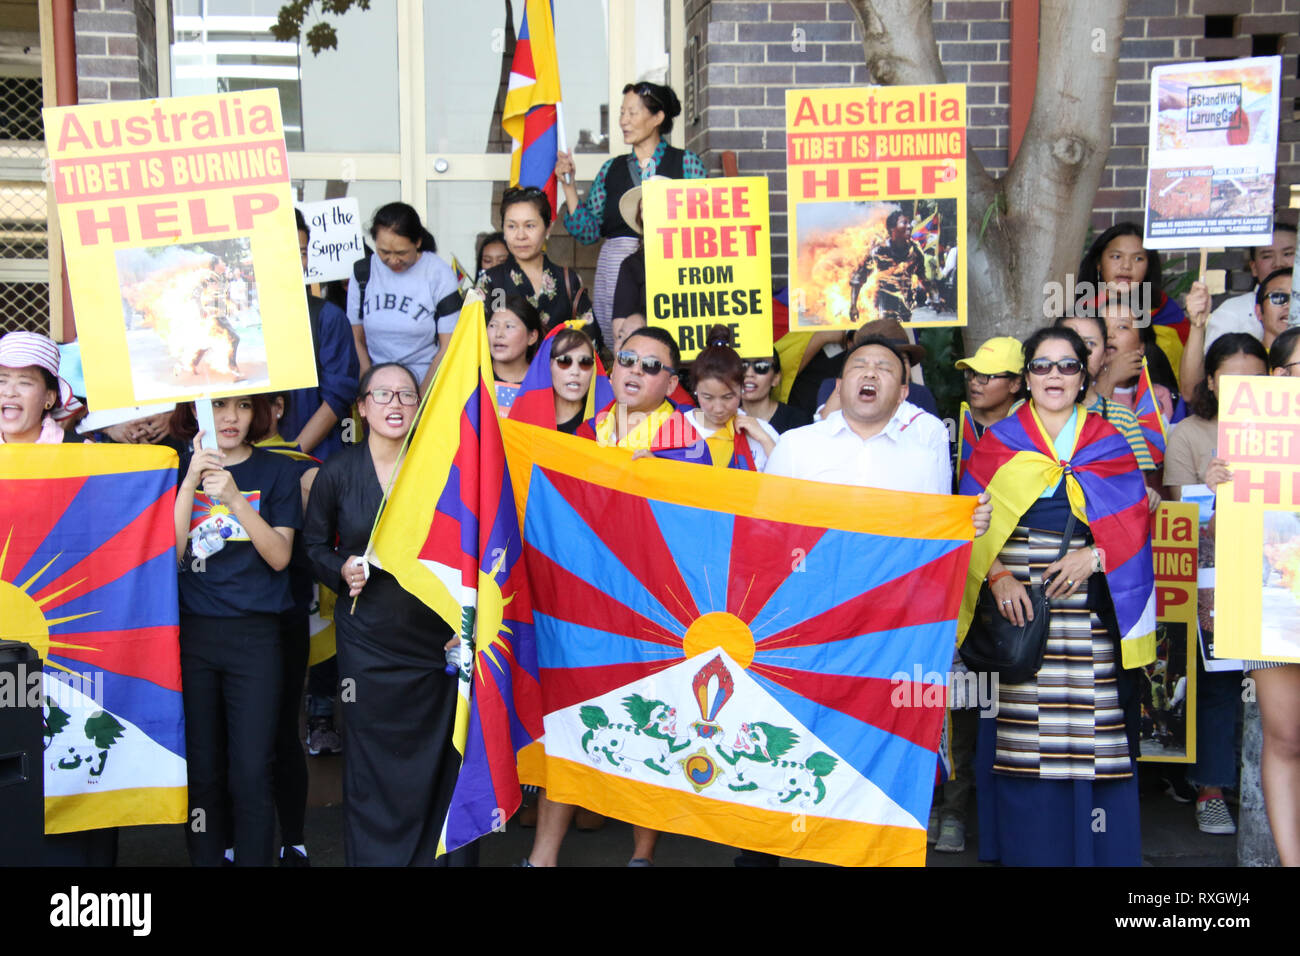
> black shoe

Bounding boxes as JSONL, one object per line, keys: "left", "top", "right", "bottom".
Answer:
{"left": 279, "top": 845, "right": 310, "bottom": 867}
{"left": 1161, "top": 776, "right": 1196, "bottom": 804}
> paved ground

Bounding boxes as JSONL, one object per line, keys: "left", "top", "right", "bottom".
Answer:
{"left": 114, "top": 751, "right": 1238, "bottom": 867}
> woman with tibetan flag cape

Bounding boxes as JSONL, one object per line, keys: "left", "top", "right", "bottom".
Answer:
{"left": 957, "top": 326, "right": 1156, "bottom": 867}
{"left": 508, "top": 323, "right": 613, "bottom": 434}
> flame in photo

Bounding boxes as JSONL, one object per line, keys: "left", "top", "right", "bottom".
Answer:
{"left": 796, "top": 205, "right": 895, "bottom": 325}
{"left": 119, "top": 250, "right": 242, "bottom": 379}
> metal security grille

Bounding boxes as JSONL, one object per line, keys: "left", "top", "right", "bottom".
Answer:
{"left": 0, "top": 183, "right": 47, "bottom": 260}
{"left": 0, "top": 282, "right": 50, "bottom": 335}
{"left": 0, "top": 77, "right": 44, "bottom": 143}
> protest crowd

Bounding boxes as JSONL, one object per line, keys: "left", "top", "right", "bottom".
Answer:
{"left": 4, "top": 54, "right": 1300, "bottom": 873}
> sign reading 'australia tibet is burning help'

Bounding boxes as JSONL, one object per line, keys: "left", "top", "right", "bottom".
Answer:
{"left": 1144, "top": 56, "right": 1282, "bottom": 250}
{"left": 44, "top": 90, "right": 316, "bottom": 412}
{"left": 785, "top": 85, "right": 967, "bottom": 331}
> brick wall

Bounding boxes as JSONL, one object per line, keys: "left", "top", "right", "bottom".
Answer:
{"left": 687, "top": 0, "right": 1300, "bottom": 281}
{"left": 74, "top": 0, "right": 158, "bottom": 103}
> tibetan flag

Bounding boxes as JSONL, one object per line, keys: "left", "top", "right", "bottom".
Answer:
{"left": 1133, "top": 358, "right": 1168, "bottom": 466}
{"left": 911, "top": 211, "right": 940, "bottom": 251}
{"left": 369, "top": 295, "right": 543, "bottom": 854}
{"left": 508, "top": 321, "right": 614, "bottom": 430}
{"left": 955, "top": 401, "right": 978, "bottom": 481}
{"left": 0, "top": 444, "right": 186, "bottom": 834}
{"left": 505, "top": 422, "right": 977, "bottom": 867}
{"left": 450, "top": 255, "right": 475, "bottom": 294}
{"left": 958, "top": 402, "right": 1157, "bottom": 669}
{"left": 503, "top": 0, "right": 564, "bottom": 211}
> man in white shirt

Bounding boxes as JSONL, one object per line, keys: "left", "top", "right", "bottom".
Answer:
{"left": 765, "top": 337, "right": 991, "bottom": 534}
{"left": 1202, "top": 223, "right": 1295, "bottom": 352}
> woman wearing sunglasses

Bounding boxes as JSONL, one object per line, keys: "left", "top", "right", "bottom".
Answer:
{"left": 508, "top": 325, "right": 613, "bottom": 435}
{"left": 554, "top": 81, "right": 706, "bottom": 345}
{"left": 303, "top": 364, "right": 468, "bottom": 865}
{"left": 959, "top": 326, "right": 1157, "bottom": 866}
{"left": 739, "top": 349, "right": 811, "bottom": 434}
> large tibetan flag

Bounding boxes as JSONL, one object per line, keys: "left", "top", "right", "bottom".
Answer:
{"left": 957, "top": 402, "right": 1157, "bottom": 669}
{"left": 503, "top": 0, "right": 564, "bottom": 211}
{"left": 369, "top": 295, "right": 543, "bottom": 854}
{"left": 0, "top": 444, "right": 186, "bottom": 833}
{"left": 505, "top": 422, "right": 977, "bottom": 866}
{"left": 1133, "top": 358, "right": 1168, "bottom": 465}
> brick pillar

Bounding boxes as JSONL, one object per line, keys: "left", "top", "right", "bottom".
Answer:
{"left": 74, "top": 0, "right": 158, "bottom": 103}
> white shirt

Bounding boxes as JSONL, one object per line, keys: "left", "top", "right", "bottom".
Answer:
{"left": 684, "top": 408, "right": 778, "bottom": 471}
{"left": 1204, "top": 291, "right": 1260, "bottom": 353}
{"left": 763, "top": 402, "right": 952, "bottom": 495}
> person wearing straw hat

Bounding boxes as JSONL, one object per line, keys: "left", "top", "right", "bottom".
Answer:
{"left": 608, "top": 174, "right": 667, "bottom": 353}
{"left": 0, "top": 330, "right": 83, "bottom": 445}
{"left": 555, "top": 81, "right": 706, "bottom": 346}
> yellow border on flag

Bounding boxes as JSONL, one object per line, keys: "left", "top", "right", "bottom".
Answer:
{"left": 0, "top": 444, "right": 178, "bottom": 479}
{"left": 46, "top": 786, "right": 188, "bottom": 834}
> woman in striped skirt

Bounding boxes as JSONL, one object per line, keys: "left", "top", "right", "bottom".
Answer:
{"left": 959, "top": 326, "right": 1158, "bottom": 866}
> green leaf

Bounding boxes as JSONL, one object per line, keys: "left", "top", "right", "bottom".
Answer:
{"left": 83, "top": 711, "right": 126, "bottom": 750}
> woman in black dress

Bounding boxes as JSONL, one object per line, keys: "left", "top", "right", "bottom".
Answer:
{"left": 303, "top": 363, "right": 468, "bottom": 866}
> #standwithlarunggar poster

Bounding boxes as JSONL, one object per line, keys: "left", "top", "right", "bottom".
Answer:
{"left": 1143, "top": 56, "right": 1281, "bottom": 250}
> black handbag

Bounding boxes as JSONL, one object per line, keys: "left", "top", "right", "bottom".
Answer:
{"left": 959, "top": 513, "right": 1077, "bottom": 684}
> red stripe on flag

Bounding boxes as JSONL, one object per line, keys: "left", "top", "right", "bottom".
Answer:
{"left": 511, "top": 38, "right": 535, "bottom": 79}
{"left": 749, "top": 664, "right": 945, "bottom": 751}
{"left": 0, "top": 475, "right": 87, "bottom": 579}
{"left": 473, "top": 657, "right": 522, "bottom": 812}
{"left": 48, "top": 625, "right": 182, "bottom": 691}
{"left": 541, "top": 660, "right": 681, "bottom": 714}
{"left": 726, "top": 516, "right": 825, "bottom": 623}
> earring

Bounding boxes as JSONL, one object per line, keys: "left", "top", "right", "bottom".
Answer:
{"left": 44, "top": 402, "right": 52, "bottom": 409}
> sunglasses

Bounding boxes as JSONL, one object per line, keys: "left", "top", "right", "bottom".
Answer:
{"left": 615, "top": 350, "right": 674, "bottom": 377}
{"left": 740, "top": 360, "right": 774, "bottom": 375}
{"left": 963, "top": 369, "right": 1019, "bottom": 385}
{"left": 553, "top": 353, "right": 595, "bottom": 369}
{"left": 1026, "top": 357, "right": 1083, "bottom": 376}
{"left": 1264, "top": 291, "right": 1291, "bottom": 307}
{"left": 365, "top": 387, "right": 420, "bottom": 406}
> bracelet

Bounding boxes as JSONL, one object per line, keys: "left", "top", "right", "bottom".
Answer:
{"left": 1091, "top": 547, "right": 1104, "bottom": 574}
{"left": 988, "top": 570, "right": 1012, "bottom": 585}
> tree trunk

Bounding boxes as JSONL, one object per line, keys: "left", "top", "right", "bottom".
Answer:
{"left": 845, "top": 0, "right": 1128, "bottom": 347}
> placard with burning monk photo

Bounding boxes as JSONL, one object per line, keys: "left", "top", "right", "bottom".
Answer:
{"left": 43, "top": 90, "right": 316, "bottom": 411}
{"left": 793, "top": 198, "right": 958, "bottom": 328}
{"left": 785, "top": 83, "right": 967, "bottom": 331}
{"left": 115, "top": 238, "right": 269, "bottom": 399}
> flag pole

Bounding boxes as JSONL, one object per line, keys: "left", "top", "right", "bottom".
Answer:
{"left": 556, "top": 100, "right": 571, "bottom": 185}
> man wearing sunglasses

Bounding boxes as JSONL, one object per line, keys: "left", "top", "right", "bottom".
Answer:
{"left": 1254, "top": 268, "right": 1295, "bottom": 352}
{"left": 576, "top": 326, "right": 704, "bottom": 460}
{"left": 1202, "top": 223, "right": 1296, "bottom": 352}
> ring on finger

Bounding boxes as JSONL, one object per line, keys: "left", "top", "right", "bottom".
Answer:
{"left": 1066, "top": 579, "right": 1074, "bottom": 587}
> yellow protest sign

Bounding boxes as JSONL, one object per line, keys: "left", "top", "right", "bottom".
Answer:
{"left": 1141, "top": 501, "right": 1199, "bottom": 763}
{"left": 641, "top": 176, "right": 772, "bottom": 361}
{"left": 43, "top": 90, "right": 315, "bottom": 411}
{"left": 785, "top": 84, "right": 967, "bottom": 331}
{"left": 1214, "top": 375, "right": 1300, "bottom": 662}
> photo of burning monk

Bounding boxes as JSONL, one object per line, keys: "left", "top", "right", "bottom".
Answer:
{"left": 115, "top": 238, "right": 269, "bottom": 401}
{"left": 794, "top": 198, "right": 958, "bottom": 327}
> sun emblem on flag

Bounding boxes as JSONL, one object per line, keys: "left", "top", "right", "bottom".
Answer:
{"left": 0, "top": 528, "right": 99, "bottom": 674}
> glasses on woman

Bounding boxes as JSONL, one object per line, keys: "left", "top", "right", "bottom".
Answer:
{"left": 615, "top": 350, "right": 673, "bottom": 377}
{"left": 963, "top": 369, "right": 1019, "bottom": 386}
{"left": 740, "top": 360, "right": 774, "bottom": 374}
{"left": 553, "top": 353, "right": 595, "bottom": 370}
{"left": 365, "top": 387, "right": 420, "bottom": 406}
{"left": 1025, "top": 357, "right": 1083, "bottom": 376}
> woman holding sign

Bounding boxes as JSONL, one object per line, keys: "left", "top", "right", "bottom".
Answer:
{"left": 555, "top": 82, "right": 706, "bottom": 345}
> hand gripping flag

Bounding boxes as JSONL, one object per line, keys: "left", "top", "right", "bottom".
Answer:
{"left": 503, "top": 0, "right": 564, "bottom": 211}
{"left": 0, "top": 445, "right": 186, "bottom": 833}
{"left": 369, "top": 295, "right": 543, "bottom": 854}
{"left": 1133, "top": 358, "right": 1168, "bottom": 466}
{"left": 957, "top": 402, "right": 1157, "bottom": 669}
{"left": 504, "top": 422, "right": 977, "bottom": 866}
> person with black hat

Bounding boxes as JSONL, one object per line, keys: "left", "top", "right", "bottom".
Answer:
{"left": 555, "top": 81, "right": 706, "bottom": 346}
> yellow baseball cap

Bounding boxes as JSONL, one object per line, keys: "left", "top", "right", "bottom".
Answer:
{"left": 955, "top": 336, "right": 1023, "bottom": 375}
